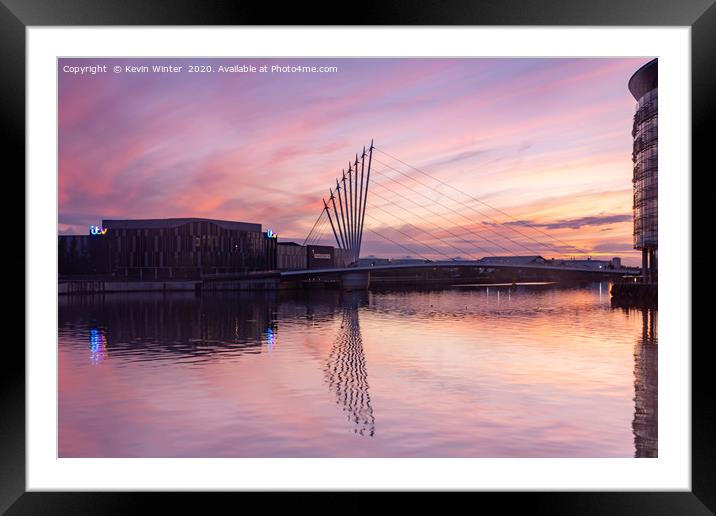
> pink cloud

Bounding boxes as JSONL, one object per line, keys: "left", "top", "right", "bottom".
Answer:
{"left": 59, "top": 58, "right": 651, "bottom": 264}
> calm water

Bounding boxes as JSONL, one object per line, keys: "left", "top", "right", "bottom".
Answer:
{"left": 58, "top": 283, "right": 657, "bottom": 458}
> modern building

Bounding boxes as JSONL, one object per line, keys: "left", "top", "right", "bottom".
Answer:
{"left": 276, "top": 242, "right": 349, "bottom": 271}
{"left": 59, "top": 217, "right": 277, "bottom": 279}
{"left": 58, "top": 234, "right": 111, "bottom": 275}
{"left": 277, "top": 242, "right": 308, "bottom": 270}
{"left": 307, "top": 245, "right": 335, "bottom": 269}
{"left": 629, "top": 58, "right": 658, "bottom": 282}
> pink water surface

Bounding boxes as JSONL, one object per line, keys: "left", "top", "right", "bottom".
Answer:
{"left": 58, "top": 284, "right": 657, "bottom": 457}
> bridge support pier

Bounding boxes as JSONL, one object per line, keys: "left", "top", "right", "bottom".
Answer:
{"left": 341, "top": 271, "right": 370, "bottom": 291}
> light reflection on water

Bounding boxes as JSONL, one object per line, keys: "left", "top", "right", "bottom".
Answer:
{"left": 58, "top": 283, "right": 657, "bottom": 458}
{"left": 89, "top": 327, "right": 107, "bottom": 365}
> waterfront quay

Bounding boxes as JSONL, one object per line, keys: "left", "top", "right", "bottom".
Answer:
{"left": 610, "top": 281, "right": 658, "bottom": 307}
{"left": 60, "top": 260, "right": 637, "bottom": 295}
{"left": 60, "top": 218, "right": 640, "bottom": 295}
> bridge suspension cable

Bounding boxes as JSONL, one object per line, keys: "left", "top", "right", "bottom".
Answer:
{"left": 366, "top": 196, "right": 478, "bottom": 260}
{"left": 363, "top": 227, "right": 432, "bottom": 262}
{"left": 372, "top": 166, "right": 538, "bottom": 256}
{"left": 370, "top": 176, "right": 513, "bottom": 256}
{"left": 303, "top": 209, "right": 327, "bottom": 246}
{"left": 367, "top": 188, "right": 485, "bottom": 259}
{"left": 373, "top": 147, "right": 589, "bottom": 256}
{"left": 364, "top": 214, "right": 455, "bottom": 261}
{"left": 305, "top": 210, "right": 332, "bottom": 247}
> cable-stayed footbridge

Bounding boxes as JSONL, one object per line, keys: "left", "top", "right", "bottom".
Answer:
{"left": 284, "top": 140, "right": 638, "bottom": 288}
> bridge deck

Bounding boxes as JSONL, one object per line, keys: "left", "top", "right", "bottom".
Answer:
{"left": 280, "top": 260, "right": 640, "bottom": 277}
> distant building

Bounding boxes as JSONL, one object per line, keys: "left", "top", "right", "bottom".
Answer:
{"left": 629, "top": 58, "right": 658, "bottom": 282}
{"left": 562, "top": 259, "right": 612, "bottom": 270}
{"left": 390, "top": 258, "right": 431, "bottom": 265}
{"left": 357, "top": 257, "right": 392, "bottom": 267}
{"left": 59, "top": 217, "right": 277, "bottom": 279}
{"left": 552, "top": 256, "right": 624, "bottom": 270}
{"left": 478, "top": 255, "right": 546, "bottom": 265}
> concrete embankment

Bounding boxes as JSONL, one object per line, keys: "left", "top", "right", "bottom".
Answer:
{"left": 59, "top": 276, "right": 280, "bottom": 295}
{"left": 201, "top": 276, "right": 280, "bottom": 291}
{"left": 59, "top": 280, "right": 200, "bottom": 295}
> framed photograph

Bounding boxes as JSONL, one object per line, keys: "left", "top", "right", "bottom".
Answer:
{"left": 6, "top": 0, "right": 709, "bottom": 511}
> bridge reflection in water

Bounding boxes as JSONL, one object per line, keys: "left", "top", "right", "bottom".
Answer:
{"left": 323, "top": 292, "right": 375, "bottom": 437}
{"left": 632, "top": 307, "right": 658, "bottom": 458}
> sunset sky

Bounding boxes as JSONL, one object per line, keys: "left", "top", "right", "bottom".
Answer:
{"left": 58, "top": 57, "right": 651, "bottom": 264}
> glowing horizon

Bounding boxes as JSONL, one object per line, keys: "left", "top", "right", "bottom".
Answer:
{"left": 58, "top": 57, "right": 651, "bottom": 265}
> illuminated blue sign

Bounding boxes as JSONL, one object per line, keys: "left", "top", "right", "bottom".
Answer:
{"left": 90, "top": 225, "right": 108, "bottom": 235}
{"left": 265, "top": 229, "right": 278, "bottom": 239}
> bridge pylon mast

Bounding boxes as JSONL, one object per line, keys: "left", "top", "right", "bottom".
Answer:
{"left": 311, "top": 141, "right": 373, "bottom": 266}
{"left": 329, "top": 188, "right": 347, "bottom": 251}
{"left": 357, "top": 140, "right": 373, "bottom": 260}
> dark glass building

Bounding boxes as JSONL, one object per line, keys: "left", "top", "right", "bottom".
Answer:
{"left": 59, "top": 218, "right": 277, "bottom": 279}
{"left": 629, "top": 58, "right": 658, "bottom": 282}
{"left": 58, "top": 234, "right": 111, "bottom": 275}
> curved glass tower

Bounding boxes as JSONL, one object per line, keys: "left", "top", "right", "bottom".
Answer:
{"left": 628, "top": 59, "right": 658, "bottom": 282}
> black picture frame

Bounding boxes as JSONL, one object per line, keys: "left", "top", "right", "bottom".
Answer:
{"left": 3, "top": 0, "right": 709, "bottom": 512}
